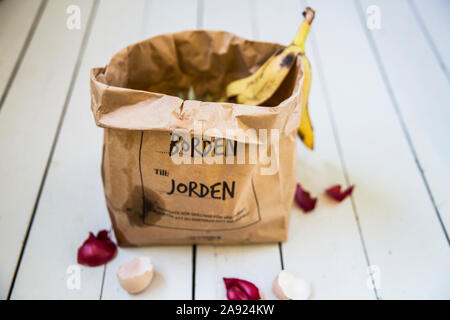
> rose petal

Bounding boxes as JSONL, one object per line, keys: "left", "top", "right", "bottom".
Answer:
{"left": 223, "top": 278, "right": 261, "bottom": 300}
{"left": 294, "top": 183, "right": 317, "bottom": 213}
{"left": 77, "top": 230, "right": 117, "bottom": 267}
{"left": 326, "top": 184, "right": 354, "bottom": 202}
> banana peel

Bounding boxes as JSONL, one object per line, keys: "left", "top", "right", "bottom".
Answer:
{"left": 298, "top": 55, "right": 313, "bottom": 149}
{"left": 231, "top": 46, "right": 302, "bottom": 106}
{"left": 225, "top": 7, "right": 315, "bottom": 150}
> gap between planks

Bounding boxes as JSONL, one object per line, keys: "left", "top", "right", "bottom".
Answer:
{"left": 0, "top": 0, "right": 48, "bottom": 112}
{"left": 408, "top": 1, "right": 449, "bottom": 82}
{"left": 6, "top": 0, "right": 100, "bottom": 300}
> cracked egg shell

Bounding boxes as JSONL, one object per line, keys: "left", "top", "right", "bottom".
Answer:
{"left": 117, "top": 256, "right": 154, "bottom": 294}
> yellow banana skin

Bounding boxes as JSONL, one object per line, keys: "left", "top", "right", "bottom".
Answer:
{"left": 225, "top": 7, "right": 315, "bottom": 150}
{"left": 226, "top": 8, "right": 314, "bottom": 104}
{"left": 225, "top": 40, "right": 303, "bottom": 106}
{"left": 225, "top": 57, "right": 274, "bottom": 98}
{"left": 298, "top": 55, "right": 313, "bottom": 149}
{"left": 235, "top": 45, "right": 302, "bottom": 105}
{"left": 230, "top": 12, "right": 313, "bottom": 106}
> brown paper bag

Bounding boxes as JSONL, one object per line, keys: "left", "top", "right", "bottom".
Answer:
{"left": 90, "top": 30, "right": 306, "bottom": 246}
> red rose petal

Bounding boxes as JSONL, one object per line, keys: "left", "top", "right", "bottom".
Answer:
{"left": 223, "top": 278, "right": 261, "bottom": 300}
{"left": 294, "top": 183, "right": 317, "bottom": 213}
{"left": 77, "top": 230, "right": 117, "bottom": 267}
{"left": 326, "top": 184, "right": 354, "bottom": 202}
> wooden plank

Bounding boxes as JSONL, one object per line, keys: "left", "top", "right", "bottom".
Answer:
{"left": 195, "top": 0, "right": 281, "bottom": 300}
{"left": 101, "top": 0, "right": 198, "bottom": 300}
{"left": 0, "top": 0, "right": 94, "bottom": 300}
{"left": 255, "top": 0, "right": 374, "bottom": 299}
{"left": 307, "top": 0, "right": 450, "bottom": 299}
{"left": 143, "top": 0, "right": 199, "bottom": 38}
{"left": 8, "top": 0, "right": 137, "bottom": 299}
{"left": 9, "top": 0, "right": 143, "bottom": 300}
{"left": 360, "top": 0, "right": 450, "bottom": 237}
{"left": 11, "top": 0, "right": 194, "bottom": 300}
{"left": 102, "top": 239, "right": 193, "bottom": 300}
{"left": 411, "top": 0, "right": 450, "bottom": 79}
{"left": 202, "top": 0, "right": 254, "bottom": 38}
{"left": 196, "top": 245, "right": 281, "bottom": 300}
{"left": 0, "top": 0, "right": 43, "bottom": 103}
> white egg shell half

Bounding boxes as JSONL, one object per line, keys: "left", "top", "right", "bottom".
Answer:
{"left": 117, "top": 256, "right": 154, "bottom": 294}
{"left": 272, "top": 270, "right": 312, "bottom": 300}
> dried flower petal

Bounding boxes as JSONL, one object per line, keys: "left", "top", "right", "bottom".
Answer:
{"left": 294, "top": 183, "right": 317, "bottom": 212}
{"left": 77, "top": 230, "right": 117, "bottom": 267}
{"left": 223, "top": 278, "right": 261, "bottom": 300}
{"left": 326, "top": 184, "right": 354, "bottom": 202}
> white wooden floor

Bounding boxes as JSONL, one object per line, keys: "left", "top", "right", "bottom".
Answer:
{"left": 0, "top": 0, "right": 449, "bottom": 300}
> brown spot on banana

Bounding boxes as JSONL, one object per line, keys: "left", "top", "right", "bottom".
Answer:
{"left": 275, "top": 48, "right": 284, "bottom": 56}
{"left": 280, "top": 53, "right": 295, "bottom": 68}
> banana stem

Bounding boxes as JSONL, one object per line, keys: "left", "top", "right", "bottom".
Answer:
{"left": 292, "top": 7, "right": 315, "bottom": 53}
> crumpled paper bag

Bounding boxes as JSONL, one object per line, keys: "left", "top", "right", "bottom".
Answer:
{"left": 90, "top": 30, "right": 306, "bottom": 245}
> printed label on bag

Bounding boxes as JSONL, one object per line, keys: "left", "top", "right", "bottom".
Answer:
{"left": 134, "top": 132, "right": 261, "bottom": 231}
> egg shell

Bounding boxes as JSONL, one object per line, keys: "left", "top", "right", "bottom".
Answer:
{"left": 117, "top": 256, "right": 154, "bottom": 294}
